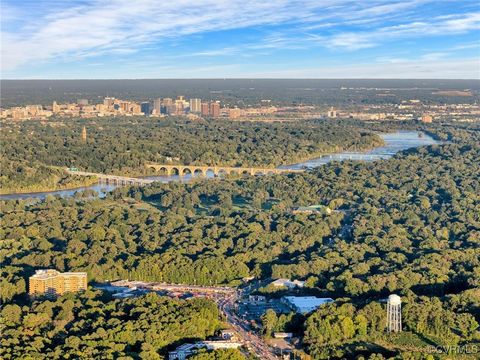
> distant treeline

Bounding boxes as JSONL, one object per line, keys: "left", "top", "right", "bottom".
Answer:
{"left": 1, "top": 79, "right": 479, "bottom": 107}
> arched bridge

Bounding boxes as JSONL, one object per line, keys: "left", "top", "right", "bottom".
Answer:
{"left": 66, "top": 164, "right": 303, "bottom": 188}
{"left": 145, "top": 163, "right": 303, "bottom": 176}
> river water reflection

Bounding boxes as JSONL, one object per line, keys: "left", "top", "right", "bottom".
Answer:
{"left": 0, "top": 131, "right": 439, "bottom": 201}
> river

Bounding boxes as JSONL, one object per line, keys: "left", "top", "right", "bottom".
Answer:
{"left": 0, "top": 131, "right": 439, "bottom": 201}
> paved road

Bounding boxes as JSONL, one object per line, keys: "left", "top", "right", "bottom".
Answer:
{"left": 218, "top": 294, "right": 279, "bottom": 360}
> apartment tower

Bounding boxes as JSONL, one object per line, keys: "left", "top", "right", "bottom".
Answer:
{"left": 29, "top": 269, "right": 88, "bottom": 298}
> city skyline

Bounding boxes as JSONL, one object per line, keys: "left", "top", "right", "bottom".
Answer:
{"left": 1, "top": 0, "right": 479, "bottom": 79}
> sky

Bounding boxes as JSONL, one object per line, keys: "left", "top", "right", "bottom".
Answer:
{"left": 1, "top": 0, "right": 479, "bottom": 79}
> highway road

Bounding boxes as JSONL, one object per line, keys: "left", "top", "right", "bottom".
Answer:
{"left": 218, "top": 293, "right": 280, "bottom": 360}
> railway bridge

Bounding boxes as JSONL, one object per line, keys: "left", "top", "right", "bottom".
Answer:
{"left": 66, "top": 163, "right": 303, "bottom": 187}
{"left": 145, "top": 163, "right": 303, "bottom": 176}
{"left": 66, "top": 169, "right": 154, "bottom": 186}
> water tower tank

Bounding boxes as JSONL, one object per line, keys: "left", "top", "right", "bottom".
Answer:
{"left": 388, "top": 294, "right": 401, "bottom": 306}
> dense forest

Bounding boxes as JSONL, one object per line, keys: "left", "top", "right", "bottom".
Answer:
{"left": 0, "top": 290, "right": 226, "bottom": 359}
{"left": 1, "top": 121, "right": 479, "bottom": 358}
{"left": 0, "top": 160, "right": 97, "bottom": 194}
{"left": 0, "top": 118, "right": 383, "bottom": 193}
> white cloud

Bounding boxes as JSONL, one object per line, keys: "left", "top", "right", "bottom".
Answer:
{"left": 322, "top": 12, "right": 480, "bottom": 50}
{"left": 1, "top": 0, "right": 340, "bottom": 70}
{"left": 0, "top": 0, "right": 443, "bottom": 69}
{"left": 1, "top": 0, "right": 479, "bottom": 76}
{"left": 241, "top": 58, "right": 480, "bottom": 79}
{"left": 325, "top": 33, "right": 377, "bottom": 50}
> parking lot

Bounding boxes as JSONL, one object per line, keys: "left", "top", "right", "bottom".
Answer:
{"left": 237, "top": 299, "right": 291, "bottom": 320}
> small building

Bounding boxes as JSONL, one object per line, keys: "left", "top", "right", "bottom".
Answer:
{"left": 220, "top": 329, "right": 236, "bottom": 340}
{"left": 169, "top": 341, "right": 242, "bottom": 360}
{"left": 292, "top": 205, "right": 331, "bottom": 215}
{"left": 29, "top": 269, "right": 87, "bottom": 298}
{"left": 273, "top": 332, "right": 293, "bottom": 339}
{"left": 281, "top": 296, "right": 334, "bottom": 314}
{"left": 270, "top": 278, "right": 305, "bottom": 289}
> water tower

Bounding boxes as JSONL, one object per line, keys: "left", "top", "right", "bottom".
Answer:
{"left": 386, "top": 294, "right": 402, "bottom": 332}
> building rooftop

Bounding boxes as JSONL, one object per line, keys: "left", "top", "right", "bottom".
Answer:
{"left": 282, "top": 296, "right": 334, "bottom": 313}
{"left": 271, "top": 278, "right": 305, "bottom": 288}
{"left": 31, "top": 269, "right": 87, "bottom": 279}
{"left": 293, "top": 205, "right": 332, "bottom": 214}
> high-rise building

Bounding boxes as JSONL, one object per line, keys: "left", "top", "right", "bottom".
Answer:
{"left": 81, "top": 126, "right": 87, "bottom": 142}
{"left": 141, "top": 102, "right": 151, "bottom": 115}
{"left": 26, "top": 105, "right": 42, "bottom": 116}
{"left": 162, "top": 98, "right": 173, "bottom": 106}
{"left": 386, "top": 294, "right": 402, "bottom": 332}
{"left": 104, "top": 97, "right": 115, "bottom": 108}
{"left": 421, "top": 114, "right": 433, "bottom": 123}
{"left": 52, "top": 101, "right": 60, "bottom": 113}
{"left": 12, "top": 108, "right": 27, "bottom": 120}
{"left": 201, "top": 103, "right": 210, "bottom": 116}
{"left": 190, "top": 98, "right": 202, "bottom": 113}
{"left": 153, "top": 98, "right": 162, "bottom": 115}
{"left": 175, "top": 99, "right": 185, "bottom": 115}
{"left": 77, "top": 99, "right": 89, "bottom": 106}
{"left": 131, "top": 103, "right": 141, "bottom": 114}
{"left": 119, "top": 101, "right": 130, "bottom": 113}
{"left": 29, "top": 269, "right": 87, "bottom": 298}
{"left": 228, "top": 107, "right": 242, "bottom": 119}
{"left": 210, "top": 102, "right": 220, "bottom": 118}
{"left": 327, "top": 107, "right": 337, "bottom": 118}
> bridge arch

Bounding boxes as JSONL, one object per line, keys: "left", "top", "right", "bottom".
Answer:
{"left": 205, "top": 168, "right": 216, "bottom": 176}
{"left": 218, "top": 169, "right": 228, "bottom": 177}
{"left": 143, "top": 163, "right": 302, "bottom": 178}
{"left": 193, "top": 168, "right": 205, "bottom": 177}
{"left": 157, "top": 166, "right": 169, "bottom": 175}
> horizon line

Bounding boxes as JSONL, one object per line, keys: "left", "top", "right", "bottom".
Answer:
{"left": 1, "top": 77, "right": 479, "bottom": 81}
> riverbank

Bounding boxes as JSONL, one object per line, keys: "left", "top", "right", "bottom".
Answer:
{"left": 0, "top": 131, "right": 437, "bottom": 201}
{"left": 138, "top": 132, "right": 385, "bottom": 175}
{"left": 0, "top": 176, "right": 97, "bottom": 196}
